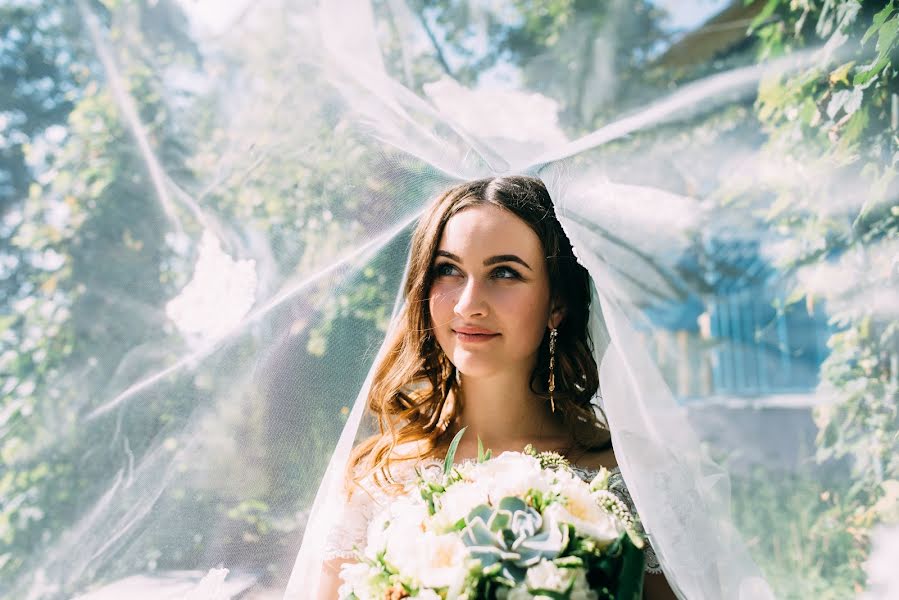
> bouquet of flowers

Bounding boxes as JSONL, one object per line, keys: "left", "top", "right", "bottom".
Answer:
{"left": 338, "top": 429, "right": 645, "bottom": 600}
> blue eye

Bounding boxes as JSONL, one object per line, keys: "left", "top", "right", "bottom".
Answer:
{"left": 432, "top": 263, "right": 521, "bottom": 280}
{"left": 492, "top": 266, "right": 521, "bottom": 280}
{"left": 433, "top": 263, "right": 459, "bottom": 277}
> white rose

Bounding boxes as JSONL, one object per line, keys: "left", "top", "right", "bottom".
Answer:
{"left": 389, "top": 531, "right": 469, "bottom": 589}
{"left": 466, "top": 452, "right": 555, "bottom": 501}
{"left": 434, "top": 453, "right": 555, "bottom": 531}
{"left": 544, "top": 488, "right": 623, "bottom": 546}
{"left": 382, "top": 501, "right": 429, "bottom": 554}
{"left": 493, "top": 468, "right": 554, "bottom": 501}
{"left": 525, "top": 559, "right": 570, "bottom": 590}
{"left": 433, "top": 479, "right": 490, "bottom": 530}
{"left": 467, "top": 452, "right": 541, "bottom": 482}
{"left": 365, "top": 496, "right": 429, "bottom": 559}
{"left": 337, "top": 561, "right": 383, "bottom": 600}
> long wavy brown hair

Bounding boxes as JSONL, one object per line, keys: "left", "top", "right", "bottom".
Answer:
{"left": 347, "top": 175, "right": 607, "bottom": 492}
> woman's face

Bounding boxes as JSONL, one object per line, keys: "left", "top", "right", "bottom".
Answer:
{"left": 428, "top": 204, "right": 556, "bottom": 379}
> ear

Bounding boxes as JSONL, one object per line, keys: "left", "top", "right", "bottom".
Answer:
{"left": 548, "top": 298, "right": 566, "bottom": 330}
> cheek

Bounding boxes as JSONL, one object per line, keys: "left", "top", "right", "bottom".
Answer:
{"left": 495, "top": 287, "right": 550, "bottom": 348}
{"left": 428, "top": 281, "right": 455, "bottom": 325}
{"left": 427, "top": 283, "right": 459, "bottom": 358}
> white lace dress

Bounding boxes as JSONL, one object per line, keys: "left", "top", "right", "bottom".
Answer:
{"left": 323, "top": 458, "right": 662, "bottom": 574}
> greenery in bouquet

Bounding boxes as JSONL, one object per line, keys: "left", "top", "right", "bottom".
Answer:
{"left": 338, "top": 429, "right": 645, "bottom": 600}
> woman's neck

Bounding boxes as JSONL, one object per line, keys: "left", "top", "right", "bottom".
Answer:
{"left": 454, "top": 368, "right": 568, "bottom": 452}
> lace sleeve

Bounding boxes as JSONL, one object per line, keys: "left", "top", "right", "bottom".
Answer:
{"left": 321, "top": 480, "right": 381, "bottom": 562}
{"left": 322, "top": 454, "right": 429, "bottom": 562}
{"left": 571, "top": 465, "right": 662, "bottom": 575}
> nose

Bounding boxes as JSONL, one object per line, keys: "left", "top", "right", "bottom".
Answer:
{"left": 453, "top": 276, "right": 488, "bottom": 319}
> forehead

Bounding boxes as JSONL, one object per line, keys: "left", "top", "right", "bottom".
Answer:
{"left": 438, "top": 204, "right": 543, "bottom": 259}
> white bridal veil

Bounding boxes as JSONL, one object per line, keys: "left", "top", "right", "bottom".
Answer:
{"left": 6, "top": 0, "right": 895, "bottom": 599}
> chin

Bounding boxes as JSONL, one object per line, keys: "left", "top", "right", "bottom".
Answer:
{"left": 450, "top": 356, "right": 500, "bottom": 379}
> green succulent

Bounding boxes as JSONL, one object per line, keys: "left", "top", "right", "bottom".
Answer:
{"left": 461, "top": 496, "right": 569, "bottom": 585}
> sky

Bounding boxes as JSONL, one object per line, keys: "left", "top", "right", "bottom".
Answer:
{"left": 653, "top": 0, "right": 730, "bottom": 32}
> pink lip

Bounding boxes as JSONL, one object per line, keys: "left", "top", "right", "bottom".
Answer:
{"left": 453, "top": 327, "right": 500, "bottom": 343}
{"left": 454, "top": 326, "right": 498, "bottom": 335}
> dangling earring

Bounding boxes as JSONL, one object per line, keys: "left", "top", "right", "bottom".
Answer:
{"left": 548, "top": 327, "right": 558, "bottom": 413}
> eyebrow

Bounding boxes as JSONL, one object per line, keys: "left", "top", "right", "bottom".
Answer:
{"left": 435, "top": 250, "right": 533, "bottom": 271}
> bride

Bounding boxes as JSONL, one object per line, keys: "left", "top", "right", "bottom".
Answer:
{"left": 313, "top": 175, "right": 676, "bottom": 599}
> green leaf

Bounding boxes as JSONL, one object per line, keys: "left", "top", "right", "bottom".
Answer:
{"left": 614, "top": 536, "right": 647, "bottom": 600}
{"left": 749, "top": 0, "right": 780, "bottom": 32}
{"left": 856, "top": 13, "right": 899, "bottom": 86}
{"left": 798, "top": 96, "right": 818, "bottom": 125}
{"left": 853, "top": 55, "right": 889, "bottom": 86}
{"left": 876, "top": 16, "right": 899, "bottom": 55}
{"left": 445, "top": 426, "right": 467, "bottom": 475}
{"left": 477, "top": 436, "right": 486, "bottom": 463}
{"left": 839, "top": 107, "right": 869, "bottom": 146}
{"left": 861, "top": 2, "right": 897, "bottom": 45}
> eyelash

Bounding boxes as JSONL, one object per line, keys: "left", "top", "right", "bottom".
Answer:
{"left": 432, "top": 262, "right": 522, "bottom": 280}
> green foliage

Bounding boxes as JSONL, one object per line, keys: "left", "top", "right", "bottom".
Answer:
{"left": 731, "top": 467, "right": 864, "bottom": 599}
{"left": 477, "top": 435, "right": 491, "bottom": 463}
{"left": 0, "top": 1, "right": 83, "bottom": 215}
{"left": 2, "top": 0, "right": 432, "bottom": 591}
{"left": 741, "top": 0, "right": 899, "bottom": 592}
{"left": 1, "top": 1, "right": 199, "bottom": 587}
{"left": 570, "top": 533, "right": 645, "bottom": 600}
{"left": 444, "top": 426, "right": 467, "bottom": 475}
{"left": 751, "top": 0, "right": 899, "bottom": 478}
